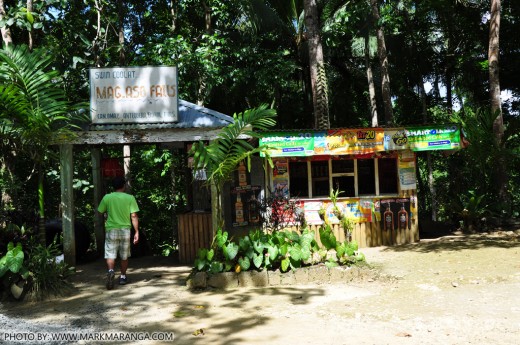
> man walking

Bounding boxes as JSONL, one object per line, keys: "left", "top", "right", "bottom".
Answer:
{"left": 98, "top": 176, "right": 140, "bottom": 290}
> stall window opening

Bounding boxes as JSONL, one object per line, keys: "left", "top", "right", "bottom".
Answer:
{"left": 288, "top": 161, "right": 309, "bottom": 197}
{"left": 287, "top": 157, "right": 398, "bottom": 198}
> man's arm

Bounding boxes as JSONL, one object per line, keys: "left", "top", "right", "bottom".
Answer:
{"left": 131, "top": 212, "right": 139, "bottom": 244}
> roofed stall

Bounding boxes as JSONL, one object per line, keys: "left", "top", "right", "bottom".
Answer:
{"left": 252, "top": 125, "right": 465, "bottom": 247}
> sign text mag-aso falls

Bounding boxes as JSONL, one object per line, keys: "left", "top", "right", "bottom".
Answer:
{"left": 260, "top": 125, "right": 461, "bottom": 157}
{"left": 90, "top": 66, "right": 178, "bottom": 124}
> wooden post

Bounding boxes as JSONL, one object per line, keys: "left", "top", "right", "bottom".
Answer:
{"left": 210, "top": 180, "right": 219, "bottom": 238}
{"left": 91, "top": 148, "right": 105, "bottom": 254}
{"left": 123, "top": 145, "right": 131, "bottom": 190}
{"left": 60, "top": 144, "right": 76, "bottom": 266}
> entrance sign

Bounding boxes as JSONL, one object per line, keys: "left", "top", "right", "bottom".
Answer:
{"left": 90, "top": 66, "right": 178, "bottom": 124}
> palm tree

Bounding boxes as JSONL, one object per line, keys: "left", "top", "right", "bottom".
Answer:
{"left": 190, "top": 104, "right": 276, "bottom": 232}
{"left": 0, "top": 44, "right": 80, "bottom": 242}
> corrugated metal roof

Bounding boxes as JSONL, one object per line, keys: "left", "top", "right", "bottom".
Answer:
{"left": 88, "top": 99, "right": 233, "bottom": 131}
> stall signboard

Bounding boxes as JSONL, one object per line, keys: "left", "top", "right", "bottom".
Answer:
{"left": 260, "top": 131, "right": 315, "bottom": 157}
{"left": 405, "top": 125, "right": 461, "bottom": 151}
{"left": 398, "top": 151, "right": 417, "bottom": 190}
{"left": 90, "top": 66, "right": 178, "bottom": 124}
{"left": 261, "top": 125, "right": 462, "bottom": 157}
{"left": 325, "top": 128, "right": 385, "bottom": 155}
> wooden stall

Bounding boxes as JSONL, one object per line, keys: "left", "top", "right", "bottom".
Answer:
{"left": 257, "top": 125, "right": 464, "bottom": 247}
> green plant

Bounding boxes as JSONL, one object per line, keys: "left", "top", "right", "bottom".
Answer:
{"left": 0, "top": 242, "right": 29, "bottom": 279}
{"left": 340, "top": 217, "right": 355, "bottom": 242}
{"left": 159, "top": 242, "right": 178, "bottom": 257}
{"left": 193, "top": 226, "right": 363, "bottom": 275}
{"left": 450, "top": 190, "right": 490, "bottom": 232}
{"left": 25, "top": 238, "right": 75, "bottom": 300}
{"left": 190, "top": 105, "right": 277, "bottom": 227}
{"left": 0, "top": 241, "right": 31, "bottom": 300}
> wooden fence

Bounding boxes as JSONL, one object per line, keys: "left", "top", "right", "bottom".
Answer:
{"left": 178, "top": 212, "right": 212, "bottom": 264}
{"left": 290, "top": 220, "right": 419, "bottom": 247}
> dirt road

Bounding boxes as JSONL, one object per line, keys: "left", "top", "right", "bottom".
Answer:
{"left": 2, "top": 230, "right": 520, "bottom": 344}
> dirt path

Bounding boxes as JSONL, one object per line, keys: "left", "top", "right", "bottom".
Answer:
{"left": 2, "top": 230, "right": 520, "bottom": 344}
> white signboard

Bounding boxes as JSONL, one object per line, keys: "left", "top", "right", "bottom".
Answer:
{"left": 90, "top": 66, "right": 178, "bottom": 124}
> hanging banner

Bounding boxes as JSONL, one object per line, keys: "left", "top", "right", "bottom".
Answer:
{"left": 260, "top": 125, "right": 462, "bottom": 157}
{"left": 325, "top": 128, "right": 385, "bottom": 155}
{"left": 405, "top": 125, "right": 461, "bottom": 151}
{"left": 260, "top": 131, "right": 315, "bottom": 157}
{"left": 384, "top": 129, "right": 408, "bottom": 151}
{"left": 272, "top": 158, "right": 289, "bottom": 197}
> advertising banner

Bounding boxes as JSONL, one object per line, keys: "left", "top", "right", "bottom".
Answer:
{"left": 260, "top": 125, "right": 462, "bottom": 157}
{"left": 325, "top": 128, "right": 385, "bottom": 155}
{"left": 405, "top": 125, "right": 461, "bottom": 151}
{"left": 272, "top": 159, "right": 289, "bottom": 197}
{"left": 260, "top": 131, "right": 315, "bottom": 157}
{"left": 90, "top": 66, "right": 178, "bottom": 124}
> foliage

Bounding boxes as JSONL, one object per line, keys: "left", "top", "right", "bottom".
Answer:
{"left": 0, "top": 224, "right": 74, "bottom": 301}
{"left": 0, "top": 242, "right": 29, "bottom": 279}
{"left": 190, "top": 105, "right": 276, "bottom": 226}
{"left": 132, "top": 146, "right": 187, "bottom": 255}
{"left": 329, "top": 188, "right": 355, "bottom": 239}
{"left": 25, "top": 238, "right": 75, "bottom": 300}
{"left": 193, "top": 226, "right": 364, "bottom": 275}
{"left": 449, "top": 190, "right": 491, "bottom": 232}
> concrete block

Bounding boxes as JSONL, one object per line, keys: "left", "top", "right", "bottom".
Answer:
{"left": 238, "top": 270, "right": 268, "bottom": 287}
{"left": 279, "top": 270, "right": 296, "bottom": 286}
{"left": 293, "top": 267, "right": 310, "bottom": 284}
{"left": 207, "top": 272, "right": 239, "bottom": 289}
{"left": 307, "top": 265, "right": 329, "bottom": 284}
{"left": 187, "top": 272, "right": 207, "bottom": 289}
{"left": 328, "top": 267, "right": 345, "bottom": 283}
{"left": 268, "top": 270, "right": 282, "bottom": 286}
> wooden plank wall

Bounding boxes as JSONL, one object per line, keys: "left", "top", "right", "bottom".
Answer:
{"left": 291, "top": 220, "right": 419, "bottom": 248}
{"left": 178, "top": 212, "right": 212, "bottom": 264}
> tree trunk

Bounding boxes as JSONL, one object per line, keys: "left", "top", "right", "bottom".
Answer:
{"left": 93, "top": 0, "right": 103, "bottom": 67}
{"left": 0, "top": 0, "right": 13, "bottom": 47}
{"left": 27, "top": 0, "right": 33, "bottom": 49}
{"left": 118, "top": 0, "right": 125, "bottom": 65}
{"left": 197, "top": 1, "right": 212, "bottom": 106}
{"left": 365, "top": 34, "right": 378, "bottom": 127}
{"left": 304, "top": 0, "right": 330, "bottom": 130}
{"left": 170, "top": 0, "right": 177, "bottom": 32}
{"left": 488, "top": 0, "right": 508, "bottom": 207}
{"left": 370, "top": 0, "right": 393, "bottom": 126}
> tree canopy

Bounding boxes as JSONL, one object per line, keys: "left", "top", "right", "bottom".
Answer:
{"left": 0, "top": 0, "right": 519, "bottom": 249}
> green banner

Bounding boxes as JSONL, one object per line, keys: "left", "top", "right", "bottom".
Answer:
{"left": 405, "top": 125, "right": 461, "bottom": 151}
{"left": 260, "top": 131, "right": 315, "bottom": 157}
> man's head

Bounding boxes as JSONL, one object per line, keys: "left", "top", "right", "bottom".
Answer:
{"left": 112, "top": 176, "right": 126, "bottom": 190}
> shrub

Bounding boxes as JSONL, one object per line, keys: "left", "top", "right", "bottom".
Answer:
{"left": 25, "top": 238, "right": 75, "bottom": 300}
{"left": 0, "top": 227, "right": 75, "bottom": 301}
{"left": 193, "top": 226, "right": 365, "bottom": 274}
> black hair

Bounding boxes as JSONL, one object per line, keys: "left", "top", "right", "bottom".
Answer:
{"left": 112, "top": 176, "right": 126, "bottom": 190}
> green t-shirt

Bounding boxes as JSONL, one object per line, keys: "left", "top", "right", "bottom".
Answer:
{"left": 98, "top": 192, "right": 139, "bottom": 230}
